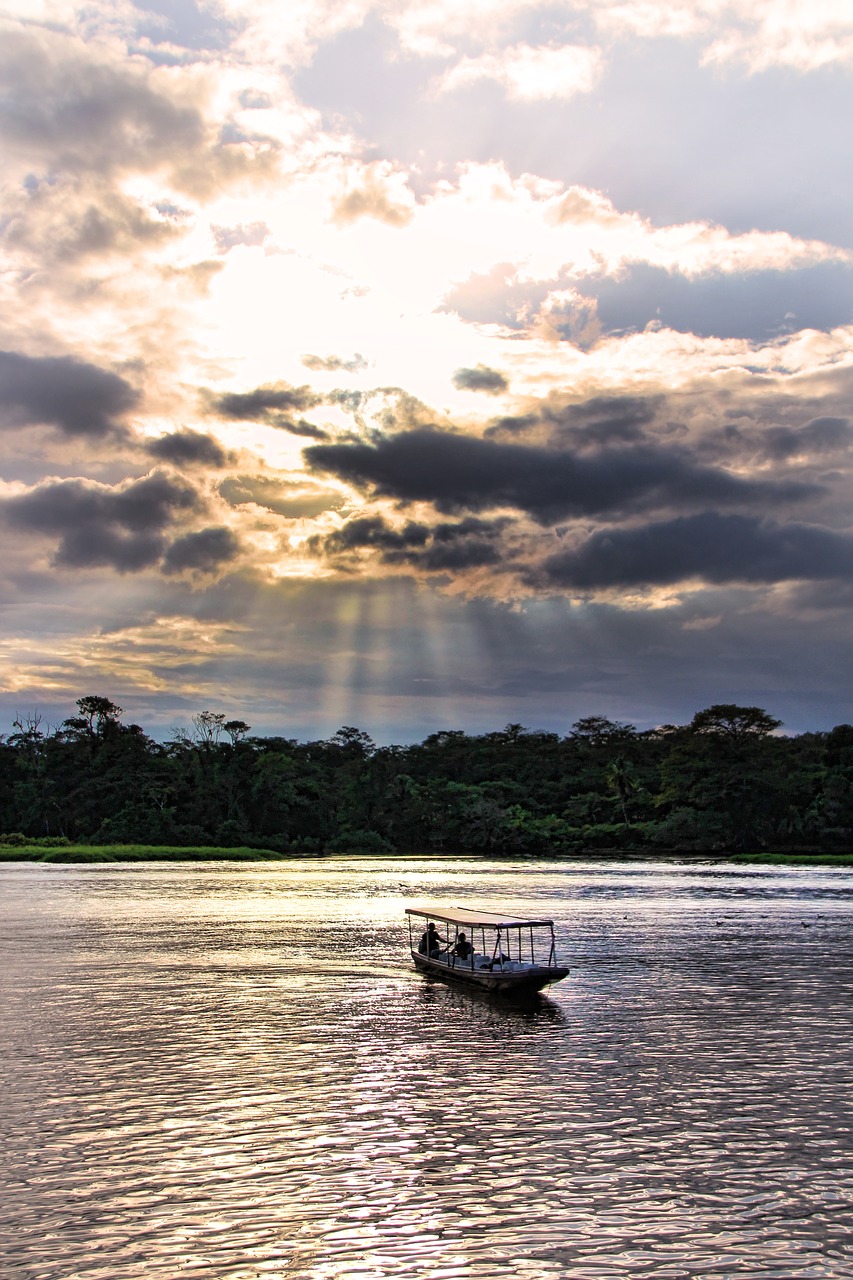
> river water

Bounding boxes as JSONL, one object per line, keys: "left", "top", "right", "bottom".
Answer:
{"left": 1, "top": 858, "right": 852, "bottom": 1279}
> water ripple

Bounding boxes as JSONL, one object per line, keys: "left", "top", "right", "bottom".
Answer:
{"left": 1, "top": 859, "right": 852, "bottom": 1278}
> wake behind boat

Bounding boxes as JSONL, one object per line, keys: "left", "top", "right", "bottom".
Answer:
{"left": 405, "top": 904, "right": 570, "bottom": 993}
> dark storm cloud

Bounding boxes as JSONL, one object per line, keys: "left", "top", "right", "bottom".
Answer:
{"left": 281, "top": 419, "right": 331, "bottom": 440}
{"left": 452, "top": 365, "right": 509, "bottom": 394}
{"left": 162, "top": 526, "right": 240, "bottom": 574}
{"left": 211, "top": 382, "right": 323, "bottom": 419}
{"left": 698, "top": 407, "right": 853, "bottom": 472}
{"left": 0, "top": 350, "right": 139, "bottom": 438}
{"left": 757, "top": 417, "right": 853, "bottom": 462}
{"left": 483, "top": 413, "right": 539, "bottom": 439}
{"left": 302, "top": 352, "right": 368, "bottom": 373}
{"left": 321, "top": 516, "right": 429, "bottom": 553}
{"left": 304, "top": 427, "right": 816, "bottom": 524}
{"left": 557, "top": 395, "right": 658, "bottom": 432}
{"left": 208, "top": 381, "right": 329, "bottom": 438}
{"left": 314, "top": 514, "right": 508, "bottom": 571}
{"left": 214, "top": 386, "right": 314, "bottom": 416}
{"left": 546, "top": 395, "right": 662, "bottom": 446}
{"left": 576, "top": 262, "right": 853, "bottom": 342}
{"left": 539, "top": 512, "right": 853, "bottom": 590}
{"left": 4, "top": 472, "right": 199, "bottom": 571}
{"left": 146, "top": 429, "right": 228, "bottom": 467}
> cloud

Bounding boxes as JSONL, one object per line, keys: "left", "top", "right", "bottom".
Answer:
{"left": 280, "top": 418, "right": 331, "bottom": 440}
{"left": 162, "top": 526, "right": 241, "bottom": 574}
{"left": 212, "top": 222, "right": 270, "bottom": 253}
{"left": 440, "top": 262, "right": 548, "bottom": 329}
{"left": 238, "top": 89, "right": 273, "bottom": 109}
{"left": 304, "top": 426, "right": 816, "bottom": 524}
{"left": 313, "top": 514, "right": 509, "bottom": 571}
{"left": 391, "top": 1, "right": 578, "bottom": 58}
{"left": 219, "top": 475, "right": 341, "bottom": 518}
{"left": 211, "top": 382, "right": 323, "bottom": 420}
{"left": 0, "top": 26, "right": 279, "bottom": 198}
{"left": 538, "top": 512, "right": 853, "bottom": 590}
{"left": 483, "top": 413, "right": 539, "bottom": 439}
{"left": 302, "top": 352, "right": 368, "bottom": 373}
{"left": 548, "top": 395, "right": 661, "bottom": 445}
{"left": 433, "top": 42, "right": 603, "bottom": 101}
{"left": 757, "top": 416, "right": 853, "bottom": 462}
{"left": 206, "top": 381, "right": 332, "bottom": 438}
{"left": 1, "top": 180, "right": 178, "bottom": 267}
{"left": 4, "top": 472, "right": 199, "bottom": 572}
{"left": 331, "top": 162, "right": 415, "bottom": 227}
{"left": 0, "top": 350, "right": 139, "bottom": 438}
{"left": 452, "top": 365, "right": 509, "bottom": 394}
{"left": 319, "top": 515, "right": 429, "bottom": 554}
{"left": 699, "top": 3, "right": 853, "bottom": 73}
{"left": 0, "top": 29, "right": 205, "bottom": 176}
{"left": 146, "top": 429, "right": 228, "bottom": 467}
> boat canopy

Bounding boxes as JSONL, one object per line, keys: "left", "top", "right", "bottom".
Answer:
{"left": 405, "top": 904, "right": 555, "bottom": 929}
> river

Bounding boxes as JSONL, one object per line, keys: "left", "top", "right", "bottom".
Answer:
{"left": 1, "top": 857, "right": 852, "bottom": 1278}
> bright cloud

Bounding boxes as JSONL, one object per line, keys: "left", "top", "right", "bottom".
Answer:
{"left": 434, "top": 43, "right": 604, "bottom": 100}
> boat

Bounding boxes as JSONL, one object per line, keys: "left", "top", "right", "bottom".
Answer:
{"left": 405, "top": 904, "right": 570, "bottom": 994}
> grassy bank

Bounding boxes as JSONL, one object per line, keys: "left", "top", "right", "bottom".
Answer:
{"left": 0, "top": 844, "right": 299, "bottom": 863}
{"left": 2, "top": 843, "right": 851, "bottom": 866}
{"left": 729, "top": 851, "right": 853, "bottom": 867}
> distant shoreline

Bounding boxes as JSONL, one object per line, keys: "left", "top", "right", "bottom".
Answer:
{"left": 2, "top": 844, "right": 851, "bottom": 868}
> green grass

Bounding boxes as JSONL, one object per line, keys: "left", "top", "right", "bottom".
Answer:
{"left": 0, "top": 843, "right": 302, "bottom": 863}
{"left": 729, "top": 851, "right": 853, "bottom": 867}
{"left": 3, "top": 843, "right": 852, "bottom": 866}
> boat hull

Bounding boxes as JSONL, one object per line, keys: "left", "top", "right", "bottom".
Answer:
{"left": 412, "top": 951, "right": 569, "bottom": 993}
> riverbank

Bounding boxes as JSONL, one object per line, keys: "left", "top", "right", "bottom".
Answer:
{"left": 2, "top": 843, "right": 852, "bottom": 866}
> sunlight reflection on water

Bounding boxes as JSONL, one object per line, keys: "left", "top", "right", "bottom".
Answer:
{"left": 1, "top": 858, "right": 852, "bottom": 1279}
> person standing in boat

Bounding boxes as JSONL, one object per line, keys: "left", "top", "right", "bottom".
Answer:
{"left": 419, "top": 921, "right": 447, "bottom": 957}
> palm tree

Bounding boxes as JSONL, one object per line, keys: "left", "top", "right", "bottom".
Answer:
{"left": 606, "top": 755, "right": 638, "bottom": 827}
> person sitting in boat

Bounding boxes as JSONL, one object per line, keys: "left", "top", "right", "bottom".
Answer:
{"left": 418, "top": 922, "right": 447, "bottom": 957}
{"left": 481, "top": 940, "right": 510, "bottom": 969}
{"left": 451, "top": 931, "right": 473, "bottom": 960}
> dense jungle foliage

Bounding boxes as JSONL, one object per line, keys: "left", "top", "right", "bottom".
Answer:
{"left": 2, "top": 697, "right": 852, "bottom": 855}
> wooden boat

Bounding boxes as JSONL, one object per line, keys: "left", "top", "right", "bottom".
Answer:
{"left": 405, "top": 905, "right": 570, "bottom": 993}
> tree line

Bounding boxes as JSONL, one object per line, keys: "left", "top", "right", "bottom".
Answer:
{"left": 2, "top": 696, "right": 852, "bottom": 854}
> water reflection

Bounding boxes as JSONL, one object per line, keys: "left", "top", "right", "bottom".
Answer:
{"left": 0, "top": 857, "right": 851, "bottom": 1278}
{"left": 416, "top": 979, "right": 568, "bottom": 1029}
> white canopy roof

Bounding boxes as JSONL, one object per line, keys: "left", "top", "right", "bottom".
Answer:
{"left": 405, "top": 904, "right": 554, "bottom": 929}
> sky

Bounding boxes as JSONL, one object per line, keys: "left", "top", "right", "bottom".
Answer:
{"left": 1, "top": 0, "right": 853, "bottom": 743}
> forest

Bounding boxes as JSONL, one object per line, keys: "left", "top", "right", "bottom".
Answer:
{"left": 2, "top": 696, "right": 853, "bottom": 856}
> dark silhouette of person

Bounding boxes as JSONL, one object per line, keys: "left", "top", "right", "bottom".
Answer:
{"left": 452, "top": 931, "right": 473, "bottom": 960}
{"left": 418, "top": 921, "right": 446, "bottom": 957}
